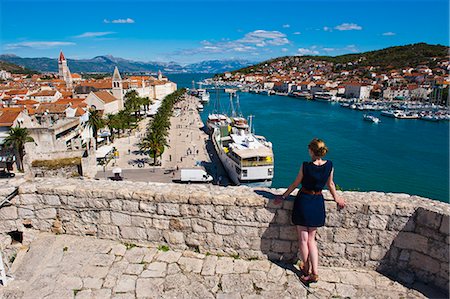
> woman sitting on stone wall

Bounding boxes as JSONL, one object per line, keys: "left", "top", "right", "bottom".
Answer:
{"left": 275, "top": 138, "right": 346, "bottom": 284}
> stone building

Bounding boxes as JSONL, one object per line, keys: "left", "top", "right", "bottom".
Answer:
{"left": 58, "top": 51, "right": 73, "bottom": 89}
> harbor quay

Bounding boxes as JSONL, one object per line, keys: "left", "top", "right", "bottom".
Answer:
{"left": 95, "top": 93, "right": 214, "bottom": 184}
{"left": 0, "top": 179, "right": 448, "bottom": 298}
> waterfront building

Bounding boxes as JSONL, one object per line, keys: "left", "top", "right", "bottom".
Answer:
{"left": 344, "top": 82, "right": 372, "bottom": 99}
{"left": 58, "top": 51, "right": 73, "bottom": 89}
{"left": 0, "top": 70, "right": 12, "bottom": 80}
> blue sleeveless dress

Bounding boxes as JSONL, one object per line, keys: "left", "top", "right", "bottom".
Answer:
{"left": 291, "top": 161, "right": 333, "bottom": 227}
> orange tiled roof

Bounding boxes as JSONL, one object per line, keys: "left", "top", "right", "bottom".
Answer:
{"left": 30, "top": 90, "right": 58, "bottom": 97}
{"left": 75, "top": 107, "right": 86, "bottom": 116}
{"left": 93, "top": 91, "right": 117, "bottom": 104}
{"left": 5, "top": 89, "right": 28, "bottom": 96}
{"left": 0, "top": 109, "right": 21, "bottom": 127}
{"left": 35, "top": 103, "right": 68, "bottom": 114}
{"left": 16, "top": 99, "right": 39, "bottom": 106}
{"left": 71, "top": 73, "right": 81, "bottom": 79}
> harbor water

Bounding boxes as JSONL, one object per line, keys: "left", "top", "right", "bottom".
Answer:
{"left": 168, "top": 73, "right": 450, "bottom": 203}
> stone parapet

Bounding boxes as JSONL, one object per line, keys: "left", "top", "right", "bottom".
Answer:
{"left": 0, "top": 178, "right": 448, "bottom": 294}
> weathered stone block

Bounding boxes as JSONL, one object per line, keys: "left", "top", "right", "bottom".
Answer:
{"left": 409, "top": 251, "right": 440, "bottom": 274}
{"left": 35, "top": 208, "right": 57, "bottom": 219}
{"left": 394, "top": 232, "right": 428, "bottom": 253}
{"left": 395, "top": 204, "right": 416, "bottom": 216}
{"left": 0, "top": 206, "right": 18, "bottom": 220}
{"left": 18, "top": 194, "right": 39, "bottom": 205}
{"left": 214, "top": 223, "right": 235, "bottom": 235}
{"left": 370, "top": 245, "right": 386, "bottom": 260}
{"left": 439, "top": 214, "right": 449, "bottom": 235}
{"left": 192, "top": 219, "right": 213, "bottom": 233}
{"left": 279, "top": 226, "right": 297, "bottom": 241}
{"left": 111, "top": 212, "right": 131, "bottom": 226}
{"left": 157, "top": 203, "right": 180, "bottom": 216}
{"left": 80, "top": 210, "right": 99, "bottom": 223}
{"left": 180, "top": 204, "right": 198, "bottom": 216}
{"left": 122, "top": 200, "right": 139, "bottom": 212}
{"left": 261, "top": 226, "right": 279, "bottom": 239}
{"left": 236, "top": 226, "right": 259, "bottom": 237}
{"left": 42, "top": 195, "right": 61, "bottom": 205}
{"left": 120, "top": 226, "right": 147, "bottom": 240}
{"left": 369, "top": 203, "right": 395, "bottom": 215}
{"left": 275, "top": 209, "right": 290, "bottom": 225}
{"left": 188, "top": 193, "right": 211, "bottom": 205}
{"left": 387, "top": 215, "right": 415, "bottom": 232}
{"left": 98, "top": 225, "right": 120, "bottom": 239}
{"left": 368, "top": 214, "right": 389, "bottom": 230}
{"left": 224, "top": 207, "right": 254, "bottom": 222}
{"left": 417, "top": 208, "right": 442, "bottom": 229}
{"left": 131, "top": 215, "right": 152, "bottom": 227}
{"left": 320, "top": 243, "right": 345, "bottom": 257}
{"left": 210, "top": 193, "right": 236, "bottom": 206}
{"left": 334, "top": 228, "right": 359, "bottom": 243}
{"left": 146, "top": 228, "right": 162, "bottom": 242}
{"left": 271, "top": 240, "right": 292, "bottom": 253}
{"left": 163, "top": 231, "right": 184, "bottom": 244}
{"left": 255, "top": 208, "right": 275, "bottom": 223}
{"left": 139, "top": 201, "right": 156, "bottom": 213}
{"left": 153, "top": 219, "right": 170, "bottom": 230}
{"left": 109, "top": 199, "right": 122, "bottom": 210}
{"left": 99, "top": 211, "right": 111, "bottom": 224}
{"left": 18, "top": 207, "right": 34, "bottom": 218}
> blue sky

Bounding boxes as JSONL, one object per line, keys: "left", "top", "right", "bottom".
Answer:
{"left": 1, "top": 0, "right": 448, "bottom": 64}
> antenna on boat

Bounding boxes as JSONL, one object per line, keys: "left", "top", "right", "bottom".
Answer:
{"left": 229, "top": 91, "right": 236, "bottom": 117}
{"left": 236, "top": 93, "right": 243, "bottom": 117}
{"left": 192, "top": 80, "right": 196, "bottom": 90}
{"left": 248, "top": 115, "right": 254, "bottom": 134}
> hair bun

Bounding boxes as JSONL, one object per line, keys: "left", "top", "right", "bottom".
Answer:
{"left": 309, "top": 138, "right": 328, "bottom": 157}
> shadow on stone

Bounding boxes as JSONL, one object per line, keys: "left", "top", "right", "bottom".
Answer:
{"left": 377, "top": 208, "right": 448, "bottom": 298}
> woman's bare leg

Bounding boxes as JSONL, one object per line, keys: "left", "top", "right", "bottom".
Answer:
{"left": 307, "top": 228, "right": 318, "bottom": 275}
{"left": 297, "top": 226, "right": 310, "bottom": 272}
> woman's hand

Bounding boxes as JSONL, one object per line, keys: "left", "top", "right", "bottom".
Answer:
{"left": 274, "top": 195, "right": 284, "bottom": 205}
{"left": 335, "top": 196, "right": 346, "bottom": 209}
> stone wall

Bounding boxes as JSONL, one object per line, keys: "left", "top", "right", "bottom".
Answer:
{"left": 0, "top": 178, "right": 448, "bottom": 294}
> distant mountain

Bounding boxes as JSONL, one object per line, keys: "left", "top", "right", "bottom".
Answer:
{"left": 0, "top": 54, "right": 253, "bottom": 74}
{"left": 229, "top": 43, "right": 449, "bottom": 75}
{"left": 184, "top": 59, "right": 253, "bottom": 73}
{"left": 0, "top": 60, "right": 39, "bottom": 75}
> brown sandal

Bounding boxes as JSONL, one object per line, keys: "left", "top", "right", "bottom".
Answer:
{"left": 297, "top": 260, "right": 310, "bottom": 276}
{"left": 300, "top": 274, "right": 319, "bottom": 284}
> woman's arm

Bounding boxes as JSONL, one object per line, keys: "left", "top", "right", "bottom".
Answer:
{"left": 326, "top": 168, "right": 345, "bottom": 209}
{"left": 274, "top": 165, "right": 303, "bottom": 204}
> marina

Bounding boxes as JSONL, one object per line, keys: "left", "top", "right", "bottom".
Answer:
{"left": 170, "top": 73, "right": 449, "bottom": 202}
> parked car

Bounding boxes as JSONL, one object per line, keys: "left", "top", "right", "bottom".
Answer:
{"left": 0, "top": 169, "right": 15, "bottom": 178}
{"left": 180, "top": 168, "right": 213, "bottom": 183}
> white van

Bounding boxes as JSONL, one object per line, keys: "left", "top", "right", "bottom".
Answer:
{"left": 180, "top": 168, "right": 213, "bottom": 183}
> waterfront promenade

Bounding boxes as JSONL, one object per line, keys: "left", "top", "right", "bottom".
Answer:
{"left": 96, "top": 94, "right": 213, "bottom": 183}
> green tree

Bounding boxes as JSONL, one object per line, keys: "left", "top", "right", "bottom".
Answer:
{"left": 87, "top": 109, "right": 104, "bottom": 147}
{"left": 139, "top": 130, "right": 168, "bottom": 165}
{"left": 105, "top": 114, "right": 118, "bottom": 142}
{"left": 4, "top": 127, "right": 34, "bottom": 171}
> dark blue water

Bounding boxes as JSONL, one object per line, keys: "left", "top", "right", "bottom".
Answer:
{"left": 167, "top": 73, "right": 450, "bottom": 202}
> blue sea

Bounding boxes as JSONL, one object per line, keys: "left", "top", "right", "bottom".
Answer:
{"left": 167, "top": 73, "right": 450, "bottom": 203}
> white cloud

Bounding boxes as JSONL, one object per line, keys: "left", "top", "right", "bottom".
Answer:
{"left": 293, "top": 31, "right": 301, "bottom": 35}
{"left": 104, "top": 18, "right": 135, "bottom": 24}
{"left": 297, "top": 48, "right": 320, "bottom": 56}
{"left": 334, "top": 23, "right": 362, "bottom": 31}
{"left": 74, "top": 31, "right": 115, "bottom": 38}
{"left": 345, "top": 44, "right": 359, "bottom": 53}
{"left": 323, "top": 26, "right": 332, "bottom": 32}
{"left": 239, "top": 30, "right": 290, "bottom": 47}
{"left": 5, "top": 41, "right": 75, "bottom": 50}
{"left": 382, "top": 32, "right": 396, "bottom": 36}
{"left": 282, "top": 24, "right": 290, "bottom": 28}
{"left": 281, "top": 48, "right": 289, "bottom": 52}
{"left": 322, "top": 48, "right": 336, "bottom": 52}
{"left": 175, "top": 30, "right": 289, "bottom": 56}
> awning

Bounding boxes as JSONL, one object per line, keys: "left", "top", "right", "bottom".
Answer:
{"left": 96, "top": 145, "right": 113, "bottom": 159}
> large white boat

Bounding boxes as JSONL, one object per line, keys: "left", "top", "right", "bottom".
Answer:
{"left": 197, "top": 89, "right": 210, "bottom": 103}
{"left": 363, "top": 113, "right": 380, "bottom": 123}
{"left": 212, "top": 121, "right": 274, "bottom": 187}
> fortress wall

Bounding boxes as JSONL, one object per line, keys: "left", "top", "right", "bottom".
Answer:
{"left": 0, "top": 178, "right": 448, "bottom": 293}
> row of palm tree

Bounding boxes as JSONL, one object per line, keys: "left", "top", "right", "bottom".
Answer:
{"left": 87, "top": 90, "right": 150, "bottom": 146}
{"left": 139, "top": 89, "right": 186, "bottom": 165}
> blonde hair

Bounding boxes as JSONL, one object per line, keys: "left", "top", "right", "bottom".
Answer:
{"left": 308, "top": 138, "right": 328, "bottom": 158}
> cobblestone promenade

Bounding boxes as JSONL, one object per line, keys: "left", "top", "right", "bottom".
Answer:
{"left": 0, "top": 233, "right": 426, "bottom": 299}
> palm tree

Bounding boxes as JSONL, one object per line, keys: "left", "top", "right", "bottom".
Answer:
{"left": 139, "top": 130, "right": 168, "bottom": 166}
{"left": 105, "top": 114, "right": 118, "bottom": 142}
{"left": 87, "top": 109, "right": 104, "bottom": 147}
{"left": 4, "top": 127, "right": 34, "bottom": 171}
